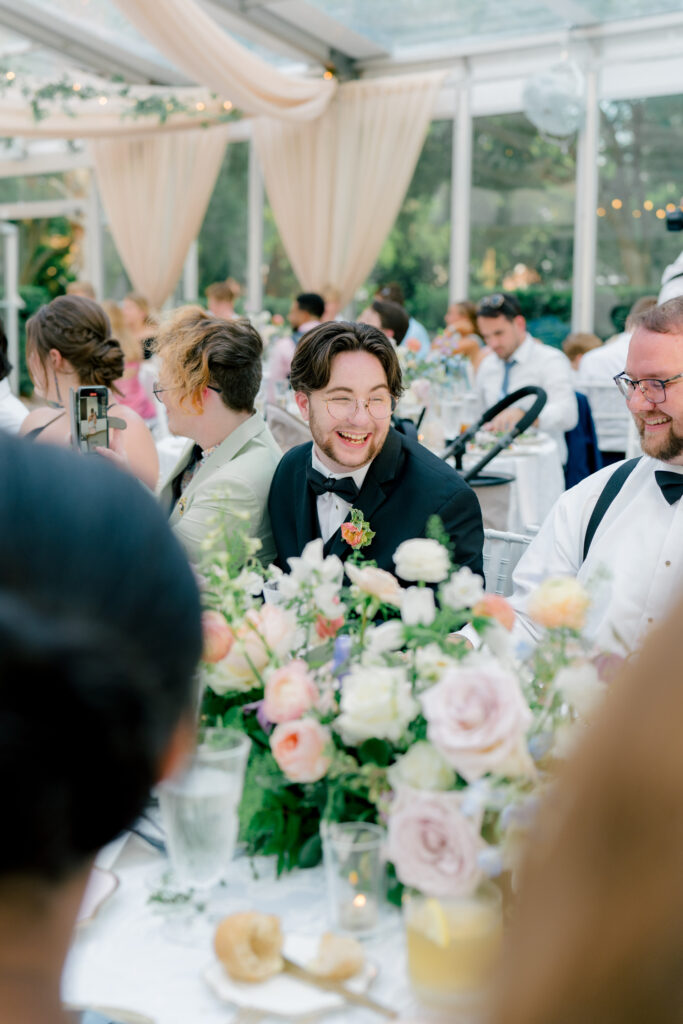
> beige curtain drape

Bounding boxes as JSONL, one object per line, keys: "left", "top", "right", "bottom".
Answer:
{"left": 111, "top": 0, "right": 336, "bottom": 122}
{"left": 91, "top": 126, "right": 229, "bottom": 309}
{"left": 253, "top": 72, "right": 445, "bottom": 307}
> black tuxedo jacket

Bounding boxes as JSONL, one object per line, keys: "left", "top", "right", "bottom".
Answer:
{"left": 267, "top": 428, "right": 484, "bottom": 579}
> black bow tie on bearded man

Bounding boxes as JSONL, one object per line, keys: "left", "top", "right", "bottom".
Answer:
{"left": 655, "top": 470, "right": 683, "bottom": 506}
{"left": 306, "top": 463, "right": 359, "bottom": 503}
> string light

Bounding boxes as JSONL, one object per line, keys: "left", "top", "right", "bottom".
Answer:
{"left": 323, "top": 70, "right": 334, "bottom": 80}
{"left": 73, "top": 82, "right": 81, "bottom": 92}
{"left": 5, "top": 71, "right": 14, "bottom": 81}
{"left": 666, "top": 203, "right": 676, "bottom": 212}
{"left": 196, "top": 101, "right": 206, "bottom": 111}
{"left": 632, "top": 210, "right": 641, "bottom": 218}
{"left": 655, "top": 209, "right": 666, "bottom": 219}
{"left": 596, "top": 207, "right": 606, "bottom": 217}
{"left": 644, "top": 200, "right": 654, "bottom": 211}
{"left": 98, "top": 95, "right": 108, "bottom": 105}
{"left": 611, "top": 198, "right": 622, "bottom": 210}
{"left": 223, "top": 100, "right": 232, "bottom": 111}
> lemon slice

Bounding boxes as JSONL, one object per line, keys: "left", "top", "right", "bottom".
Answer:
{"left": 411, "top": 898, "right": 450, "bottom": 948}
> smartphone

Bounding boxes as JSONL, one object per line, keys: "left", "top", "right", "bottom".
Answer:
{"left": 70, "top": 386, "right": 109, "bottom": 453}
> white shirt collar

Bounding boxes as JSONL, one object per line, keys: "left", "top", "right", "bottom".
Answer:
{"left": 311, "top": 447, "right": 372, "bottom": 490}
{"left": 509, "top": 333, "right": 536, "bottom": 365}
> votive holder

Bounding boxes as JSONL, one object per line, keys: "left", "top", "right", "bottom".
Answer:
{"left": 321, "top": 821, "right": 384, "bottom": 936}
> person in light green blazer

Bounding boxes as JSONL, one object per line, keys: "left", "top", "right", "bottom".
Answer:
{"left": 155, "top": 306, "right": 281, "bottom": 567}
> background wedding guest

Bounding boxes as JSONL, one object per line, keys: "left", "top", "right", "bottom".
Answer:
{"left": 156, "top": 306, "right": 281, "bottom": 566}
{"left": 267, "top": 320, "right": 484, "bottom": 578}
{"left": 288, "top": 292, "right": 324, "bottom": 345}
{"left": 103, "top": 299, "right": 156, "bottom": 424}
{"left": 575, "top": 295, "right": 658, "bottom": 384}
{"left": 19, "top": 294, "right": 159, "bottom": 489}
{"left": 510, "top": 296, "right": 683, "bottom": 654}
{"left": 0, "top": 316, "right": 27, "bottom": 434}
{"left": 375, "top": 281, "right": 431, "bottom": 358}
{"left": 0, "top": 432, "right": 202, "bottom": 1024}
{"left": 205, "top": 277, "right": 241, "bottom": 319}
{"left": 437, "top": 299, "right": 491, "bottom": 373}
{"left": 562, "top": 330, "right": 602, "bottom": 372}
{"left": 322, "top": 284, "right": 344, "bottom": 322}
{"left": 65, "top": 280, "right": 96, "bottom": 300}
{"left": 476, "top": 292, "right": 578, "bottom": 464}
{"left": 492, "top": 592, "right": 683, "bottom": 1024}
{"left": 358, "top": 298, "right": 409, "bottom": 345}
{"left": 122, "top": 291, "right": 157, "bottom": 360}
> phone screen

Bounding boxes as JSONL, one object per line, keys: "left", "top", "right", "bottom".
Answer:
{"left": 77, "top": 388, "right": 109, "bottom": 453}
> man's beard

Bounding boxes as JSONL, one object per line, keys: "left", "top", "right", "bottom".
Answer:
{"left": 309, "top": 407, "right": 386, "bottom": 470}
{"left": 637, "top": 418, "right": 683, "bottom": 461}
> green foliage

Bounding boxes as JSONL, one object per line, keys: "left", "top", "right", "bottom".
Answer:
{"left": 197, "top": 142, "right": 249, "bottom": 297}
{"left": 17, "top": 284, "right": 51, "bottom": 396}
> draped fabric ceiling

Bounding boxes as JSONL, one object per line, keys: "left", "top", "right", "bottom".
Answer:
{"left": 0, "top": 0, "right": 442, "bottom": 307}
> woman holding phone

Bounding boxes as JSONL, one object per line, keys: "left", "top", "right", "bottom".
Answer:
{"left": 20, "top": 294, "right": 159, "bottom": 489}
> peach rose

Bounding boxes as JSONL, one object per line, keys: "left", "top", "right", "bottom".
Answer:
{"left": 315, "top": 613, "right": 345, "bottom": 640}
{"left": 527, "top": 577, "right": 590, "bottom": 631}
{"left": 473, "top": 593, "right": 516, "bottom": 631}
{"left": 201, "top": 610, "right": 234, "bottom": 663}
{"left": 345, "top": 562, "right": 403, "bottom": 607}
{"left": 405, "top": 337, "right": 421, "bottom": 354}
{"left": 208, "top": 604, "right": 297, "bottom": 694}
{"left": 270, "top": 718, "right": 332, "bottom": 783}
{"left": 341, "top": 522, "right": 364, "bottom": 548}
{"left": 263, "top": 660, "right": 318, "bottom": 723}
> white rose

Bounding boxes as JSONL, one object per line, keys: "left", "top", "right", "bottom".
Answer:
{"left": 440, "top": 566, "right": 485, "bottom": 610}
{"left": 414, "top": 643, "right": 459, "bottom": 686}
{"left": 555, "top": 662, "right": 606, "bottom": 720}
{"left": 345, "top": 562, "right": 403, "bottom": 607}
{"left": 286, "top": 540, "right": 344, "bottom": 587}
{"left": 388, "top": 741, "right": 455, "bottom": 791}
{"left": 401, "top": 586, "right": 436, "bottom": 627}
{"left": 336, "top": 665, "right": 420, "bottom": 745}
{"left": 393, "top": 538, "right": 450, "bottom": 584}
{"left": 421, "top": 661, "right": 535, "bottom": 782}
{"left": 312, "top": 582, "right": 344, "bottom": 620}
{"left": 364, "top": 620, "right": 406, "bottom": 656}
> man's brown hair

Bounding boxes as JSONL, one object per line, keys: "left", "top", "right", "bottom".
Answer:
{"left": 290, "top": 321, "right": 404, "bottom": 399}
{"left": 633, "top": 296, "right": 683, "bottom": 335}
{"left": 371, "top": 300, "right": 409, "bottom": 345}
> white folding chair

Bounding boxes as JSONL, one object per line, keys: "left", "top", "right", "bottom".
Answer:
{"left": 580, "top": 382, "right": 630, "bottom": 454}
{"left": 265, "top": 403, "right": 311, "bottom": 452}
{"left": 483, "top": 528, "right": 535, "bottom": 596}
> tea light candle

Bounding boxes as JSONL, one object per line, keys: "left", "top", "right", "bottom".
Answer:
{"left": 339, "top": 892, "right": 378, "bottom": 931}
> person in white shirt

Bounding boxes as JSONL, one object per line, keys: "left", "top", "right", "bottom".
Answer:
{"left": 510, "top": 296, "right": 683, "bottom": 654}
{"left": 288, "top": 292, "right": 324, "bottom": 345}
{"left": 475, "top": 293, "right": 578, "bottom": 464}
{"left": 0, "top": 320, "right": 27, "bottom": 434}
{"left": 576, "top": 296, "right": 658, "bottom": 386}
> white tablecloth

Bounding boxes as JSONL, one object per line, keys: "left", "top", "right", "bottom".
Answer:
{"left": 462, "top": 434, "right": 564, "bottom": 533}
{"left": 63, "top": 837, "right": 422, "bottom": 1024}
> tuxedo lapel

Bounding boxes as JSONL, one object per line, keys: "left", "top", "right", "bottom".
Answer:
{"left": 293, "top": 445, "right": 321, "bottom": 553}
{"left": 322, "top": 429, "right": 404, "bottom": 560}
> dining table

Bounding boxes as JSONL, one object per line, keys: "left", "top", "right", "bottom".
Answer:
{"left": 62, "top": 835, "right": 431, "bottom": 1024}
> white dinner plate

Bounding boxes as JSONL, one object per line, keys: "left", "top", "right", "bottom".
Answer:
{"left": 77, "top": 866, "right": 119, "bottom": 926}
{"left": 204, "top": 933, "right": 377, "bottom": 1016}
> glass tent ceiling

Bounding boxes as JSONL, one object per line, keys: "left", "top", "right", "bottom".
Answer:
{"left": 0, "top": 0, "right": 680, "bottom": 87}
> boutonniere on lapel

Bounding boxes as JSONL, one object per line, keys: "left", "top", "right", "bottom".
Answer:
{"left": 177, "top": 494, "right": 188, "bottom": 517}
{"left": 340, "top": 508, "right": 375, "bottom": 556}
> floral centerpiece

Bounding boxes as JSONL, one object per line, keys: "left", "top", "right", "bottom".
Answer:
{"left": 198, "top": 515, "right": 612, "bottom": 901}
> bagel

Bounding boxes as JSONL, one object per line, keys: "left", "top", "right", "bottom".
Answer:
{"left": 214, "top": 911, "right": 284, "bottom": 982}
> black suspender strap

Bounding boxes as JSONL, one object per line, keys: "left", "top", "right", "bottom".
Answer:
{"left": 583, "top": 457, "right": 641, "bottom": 561}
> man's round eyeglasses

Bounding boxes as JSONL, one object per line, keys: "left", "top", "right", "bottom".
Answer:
{"left": 613, "top": 372, "right": 683, "bottom": 403}
{"left": 324, "top": 396, "right": 396, "bottom": 420}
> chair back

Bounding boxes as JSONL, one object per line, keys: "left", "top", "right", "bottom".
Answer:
{"left": 483, "top": 528, "right": 535, "bottom": 596}
{"left": 579, "top": 381, "right": 630, "bottom": 453}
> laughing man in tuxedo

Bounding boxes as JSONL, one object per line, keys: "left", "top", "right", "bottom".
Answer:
{"left": 267, "top": 321, "right": 484, "bottom": 580}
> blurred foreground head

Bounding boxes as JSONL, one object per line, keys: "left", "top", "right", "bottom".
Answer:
{"left": 492, "top": 597, "right": 683, "bottom": 1024}
{"left": 0, "top": 434, "right": 202, "bottom": 882}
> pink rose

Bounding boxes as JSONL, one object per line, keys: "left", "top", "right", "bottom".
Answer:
{"left": 405, "top": 337, "right": 421, "bottom": 354}
{"left": 345, "top": 563, "right": 403, "bottom": 607}
{"left": 315, "top": 613, "right": 345, "bottom": 640}
{"left": 201, "top": 610, "right": 234, "bottom": 663}
{"left": 263, "top": 660, "right": 318, "bottom": 723}
{"left": 270, "top": 718, "right": 331, "bottom": 783}
{"left": 421, "top": 663, "right": 534, "bottom": 782}
{"left": 209, "top": 604, "right": 297, "bottom": 694}
{"left": 473, "top": 593, "right": 516, "bottom": 631}
{"left": 386, "top": 789, "right": 484, "bottom": 898}
{"left": 341, "top": 522, "right": 364, "bottom": 548}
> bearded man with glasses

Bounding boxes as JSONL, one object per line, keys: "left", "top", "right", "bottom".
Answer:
{"left": 267, "top": 321, "right": 484, "bottom": 579}
{"left": 509, "top": 296, "right": 683, "bottom": 654}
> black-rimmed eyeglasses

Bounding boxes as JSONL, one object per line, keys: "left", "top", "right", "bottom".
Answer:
{"left": 613, "top": 371, "right": 683, "bottom": 403}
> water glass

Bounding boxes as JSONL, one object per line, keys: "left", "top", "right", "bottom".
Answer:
{"left": 158, "top": 729, "right": 250, "bottom": 890}
{"left": 322, "top": 822, "right": 385, "bottom": 935}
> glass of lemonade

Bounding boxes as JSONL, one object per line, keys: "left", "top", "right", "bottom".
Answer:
{"left": 158, "top": 728, "right": 251, "bottom": 890}
{"left": 403, "top": 883, "right": 502, "bottom": 1008}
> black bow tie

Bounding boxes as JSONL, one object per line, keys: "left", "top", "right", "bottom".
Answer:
{"left": 306, "top": 464, "right": 359, "bottom": 503}
{"left": 655, "top": 470, "right": 683, "bottom": 505}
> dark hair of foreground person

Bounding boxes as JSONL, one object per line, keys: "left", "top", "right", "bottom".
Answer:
{"left": 491, "top": 594, "right": 683, "bottom": 1024}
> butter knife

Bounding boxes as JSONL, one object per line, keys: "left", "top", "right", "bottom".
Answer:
{"left": 281, "top": 956, "right": 398, "bottom": 1019}
{"left": 63, "top": 1003, "right": 155, "bottom": 1024}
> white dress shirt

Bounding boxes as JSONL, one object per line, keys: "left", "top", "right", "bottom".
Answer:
{"left": 510, "top": 455, "right": 683, "bottom": 654}
{"left": 0, "top": 378, "right": 28, "bottom": 434}
{"left": 476, "top": 334, "right": 578, "bottom": 464}
{"left": 575, "top": 332, "right": 631, "bottom": 384}
{"left": 311, "top": 449, "right": 371, "bottom": 542}
{"left": 575, "top": 336, "right": 632, "bottom": 453}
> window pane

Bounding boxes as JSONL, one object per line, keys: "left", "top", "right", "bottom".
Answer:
{"left": 0, "top": 168, "right": 89, "bottom": 204}
{"left": 262, "top": 200, "right": 299, "bottom": 318}
{"left": 366, "top": 119, "right": 452, "bottom": 334}
{"left": 471, "top": 113, "right": 576, "bottom": 346}
{"left": 198, "top": 141, "right": 249, "bottom": 307}
{"left": 596, "top": 95, "right": 683, "bottom": 337}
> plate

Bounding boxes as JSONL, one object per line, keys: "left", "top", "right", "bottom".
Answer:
{"left": 204, "top": 933, "right": 377, "bottom": 1016}
{"left": 77, "top": 866, "right": 119, "bottom": 926}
